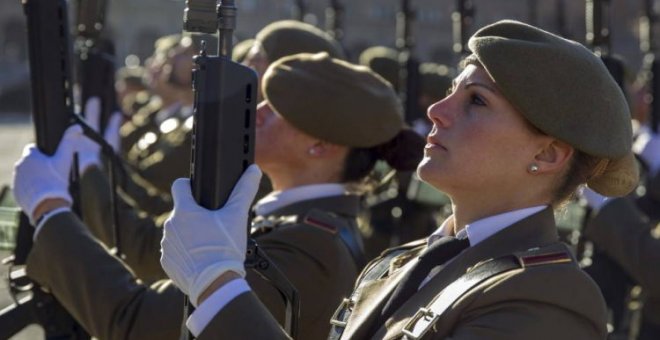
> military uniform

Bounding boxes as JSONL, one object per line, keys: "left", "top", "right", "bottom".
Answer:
{"left": 29, "top": 187, "right": 364, "bottom": 340}
{"left": 584, "top": 170, "right": 660, "bottom": 339}
{"left": 196, "top": 207, "right": 607, "bottom": 339}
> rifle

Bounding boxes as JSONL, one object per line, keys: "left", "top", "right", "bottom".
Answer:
{"left": 641, "top": 0, "right": 660, "bottom": 133}
{"left": 0, "top": 0, "right": 89, "bottom": 338}
{"left": 585, "top": 0, "right": 625, "bottom": 90}
{"left": 183, "top": 0, "right": 299, "bottom": 337}
{"left": 75, "top": 0, "right": 118, "bottom": 134}
{"left": 293, "top": 0, "right": 307, "bottom": 21}
{"left": 325, "top": 0, "right": 345, "bottom": 43}
{"left": 452, "top": 0, "right": 474, "bottom": 58}
{"left": 73, "top": 0, "right": 126, "bottom": 260}
{"left": 396, "top": 0, "right": 421, "bottom": 123}
{"left": 581, "top": 1, "right": 638, "bottom": 336}
{"left": 528, "top": 0, "right": 538, "bottom": 26}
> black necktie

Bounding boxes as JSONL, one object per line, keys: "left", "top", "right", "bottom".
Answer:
{"left": 378, "top": 236, "right": 470, "bottom": 325}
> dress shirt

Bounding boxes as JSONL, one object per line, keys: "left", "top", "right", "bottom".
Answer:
{"left": 421, "top": 205, "right": 547, "bottom": 288}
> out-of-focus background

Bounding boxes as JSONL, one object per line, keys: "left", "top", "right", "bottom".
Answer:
{"left": 0, "top": 1, "right": 654, "bottom": 338}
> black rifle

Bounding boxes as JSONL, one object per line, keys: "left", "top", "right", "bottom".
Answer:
{"left": 582, "top": 0, "right": 637, "bottom": 336}
{"left": 73, "top": 0, "right": 125, "bottom": 260}
{"left": 452, "top": 0, "right": 474, "bottom": 59}
{"left": 75, "top": 0, "right": 118, "bottom": 134}
{"left": 586, "top": 0, "right": 625, "bottom": 89}
{"left": 325, "top": 0, "right": 345, "bottom": 43}
{"left": 183, "top": 0, "right": 299, "bottom": 338}
{"left": 641, "top": 0, "right": 660, "bottom": 133}
{"left": 293, "top": 0, "right": 307, "bottom": 21}
{"left": 0, "top": 0, "right": 90, "bottom": 338}
{"left": 397, "top": 0, "right": 421, "bottom": 123}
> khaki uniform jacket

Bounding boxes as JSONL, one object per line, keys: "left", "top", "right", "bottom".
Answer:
{"left": 26, "top": 195, "right": 362, "bottom": 340}
{"left": 585, "top": 170, "right": 660, "bottom": 327}
{"left": 197, "top": 207, "right": 608, "bottom": 339}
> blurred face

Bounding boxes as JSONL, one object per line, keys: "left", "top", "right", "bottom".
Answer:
{"left": 255, "top": 101, "right": 315, "bottom": 174}
{"left": 418, "top": 64, "right": 544, "bottom": 197}
{"left": 243, "top": 43, "right": 270, "bottom": 101}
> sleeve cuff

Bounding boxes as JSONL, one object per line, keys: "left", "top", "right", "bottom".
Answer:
{"left": 34, "top": 207, "right": 72, "bottom": 240}
{"left": 186, "top": 278, "right": 251, "bottom": 337}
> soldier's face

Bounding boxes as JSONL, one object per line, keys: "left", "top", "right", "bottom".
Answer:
{"left": 254, "top": 101, "right": 315, "bottom": 174}
{"left": 243, "top": 43, "right": 270, "bottom": 101}
{"left": 418, "top": 64, "right": 546, "bottom": 199}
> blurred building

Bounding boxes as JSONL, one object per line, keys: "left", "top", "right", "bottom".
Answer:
{"left": 0, "top": 0, "right": 651, "bottom": 112}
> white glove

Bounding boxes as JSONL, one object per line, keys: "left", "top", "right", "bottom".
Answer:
{"left": 579, "top": 185, "right": 610, "bottom": 212}
{"left": 104, "top": 111, "right": 123, "bottom": 154}
{"left": 77, "top": 97, "right": 103, "bottom": 172}
{"left": 160, "top": 165, "right": 262, "bottom": 306}
{"left": 77, "top": 98, "right": 123, "bottom": 172}
{"left": 12, "top": 125, "right": 84, "bottom": 224}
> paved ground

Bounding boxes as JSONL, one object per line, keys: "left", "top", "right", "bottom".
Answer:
{"left": 0, "top": 113, "right": 44, "bottom": 339}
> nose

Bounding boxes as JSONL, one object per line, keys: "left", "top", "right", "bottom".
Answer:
{"left": 427, "top": 95, "right": 455, "bottom": 128}
{"left": 255, "top": 101, "right": 270, "bottom": 127}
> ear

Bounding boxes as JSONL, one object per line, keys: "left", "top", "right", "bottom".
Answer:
{"left": 307, "top": 141, "right": 345, "bottom": 159}
{"left": 533, "top": 139, "right": 574, "bottom": 174}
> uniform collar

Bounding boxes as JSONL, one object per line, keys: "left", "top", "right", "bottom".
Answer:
{"left": 428, "top": 205, "right": 548, "bottom": 247}
{"left": 254, "top": 183, "right": 347, "bottom": 216}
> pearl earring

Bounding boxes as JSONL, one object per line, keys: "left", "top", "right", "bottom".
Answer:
{"left": 528, "top": 164, "right": 539, "bottom": 173}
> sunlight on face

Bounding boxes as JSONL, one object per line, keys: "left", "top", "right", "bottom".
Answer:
{"left": 418, "top": 64, "right": 544, "bottom": 198}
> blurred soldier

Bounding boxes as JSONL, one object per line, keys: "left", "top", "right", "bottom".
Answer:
{"left": 231, "top": 38, "right": 255, "bottom": 63}
{"left": 118, "top": 34, "right": 194, "bottom": 157}
{"left": 114, "top": 66, "right": 148, "bottom": 116}
{"left": 12, "top": 52, "right": 422, "bottom": 340}
{"left": 118, "top": 20, "right": 348, "bottom": 204}
{"left": 358, "top": 46, "right": 400, "bottom": 91}
{"left": 581, "top": 122, "right": 660, "bottom": 340}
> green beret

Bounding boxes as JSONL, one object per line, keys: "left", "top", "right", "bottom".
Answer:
{"left": 468, "top": 20, "right": 637, "bottom": 196}
{"left": 256, "top": 20, "right": 346, "bottom": 63}
{"left": 263, "top": 52, "right": 403, "bottom": 148}
{"left": 358, "top": 46, "right": 400, "bottom": 91}
{"left": 232, "top": 39, "right": 255, "bottom": 62}
{"left": 419, "top": 62, "right": 452, "bottom": 101}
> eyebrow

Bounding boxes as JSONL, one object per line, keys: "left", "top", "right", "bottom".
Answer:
{"left": 464, "top": 80, "right": 498, "bottom": 94}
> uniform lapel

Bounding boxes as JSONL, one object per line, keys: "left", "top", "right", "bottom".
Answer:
{"left": 340, "top": 259, "right": 414, "bottom": 339}
{"left": 374, "top": 207, "right": 559, "bottom": 339}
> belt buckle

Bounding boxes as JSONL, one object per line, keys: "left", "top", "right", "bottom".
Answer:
{"left": 330, "top": 298, "right": 353, "bottom": 327}
{"left": 402, "top": 307, "right": 437, "bottom": 339}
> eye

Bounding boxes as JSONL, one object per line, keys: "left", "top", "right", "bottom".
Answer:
{"left": 470, "top": 94, "right": 486, "bottom": 106}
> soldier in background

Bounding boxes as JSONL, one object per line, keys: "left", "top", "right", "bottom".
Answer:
{"left": 114, "top": 66, "right": 148, "bottom": 116}
{"left": 231, "top": 38, "right": 255, "bottom": 63}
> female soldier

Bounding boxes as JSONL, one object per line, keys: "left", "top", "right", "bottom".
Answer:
{"left": 157, "top": 20, "right": 639, "bottom": 339}
{"left": 11, "top": 53, "right": 421, "bottom": 339}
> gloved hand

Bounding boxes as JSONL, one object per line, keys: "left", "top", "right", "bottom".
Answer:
{"left": 77, "top": 98, "right": 124, "bottom": 172}
{"left": 579, "top": 185, "right": 610, "bottom": 212}
{"left": 12, "top": 125, "right": 84, "bottom": 224}
{"left": 160, "top": 165, "right": 262, "bottom": 306}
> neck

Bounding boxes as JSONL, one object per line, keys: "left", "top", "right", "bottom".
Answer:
{"left": 266, "top": 163, "right": 343, "bottom": 192}
{"left": 449, "top": 191, "right": 549, "bottom": 234}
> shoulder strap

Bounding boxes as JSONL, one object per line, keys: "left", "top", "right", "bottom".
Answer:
{"left": 328, "top": 243, "right": 424, "bottom": 339}
{"left": 302, "top": 209, "right": 366, "bottom": 268}
{"left": 401, "top": 250, "right": 573, "bottom": 339}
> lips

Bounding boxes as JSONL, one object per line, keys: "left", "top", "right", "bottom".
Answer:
{"left": 426, "top": 135, "right": 446, "bottom": 151}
